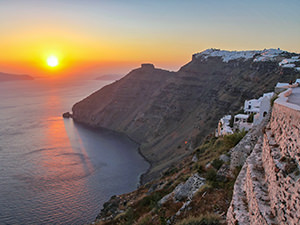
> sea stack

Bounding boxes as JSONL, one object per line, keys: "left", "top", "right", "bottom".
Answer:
{"left": 62, "top": 112, "right": 72, "bottom": 118}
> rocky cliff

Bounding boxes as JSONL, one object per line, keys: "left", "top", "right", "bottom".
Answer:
{"left": 72, "top": 49, "right": 300, "bottom": 182}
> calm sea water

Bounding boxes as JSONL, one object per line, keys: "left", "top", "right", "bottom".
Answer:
{"left": 0, "top": 79, "right": 149, "bottom": 224}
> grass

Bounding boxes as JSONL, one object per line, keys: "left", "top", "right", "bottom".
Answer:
{"left": 137, "top": 191, "right": 165, "bottom": 209}
{"left": 175, "top": 214, "right": 221, "bottom": 225}
{"left": 195, "top": 131, "right": 246, "bottom": 158}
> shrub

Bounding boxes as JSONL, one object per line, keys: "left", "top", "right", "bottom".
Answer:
{"left": 195, "top": 147, "right": 206, "bottom": 156}
{"left": 223, "top": 130, "right": 247, "bottom": 148}
{"left": 211, "top": 159, "right": 223, "bottom": 170}
{"left": 206, "top": 169, "right": 217, "bottom": 182}
{"left": 138, "top": 191, "right": 164, "bottom": 209}
{"left": 247, "top": 113, "right": 254, "bottom": 123}
{"left": 197, "top": 165, "right": 204, "bottom": 174}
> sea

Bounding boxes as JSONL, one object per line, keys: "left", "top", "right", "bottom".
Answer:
{"left": 0, "top": 78, "right": 149, "bottom": 224}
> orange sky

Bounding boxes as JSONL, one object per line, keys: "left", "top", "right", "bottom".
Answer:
{"left": 1, "top": 0, "right": 300, "bottom": 78}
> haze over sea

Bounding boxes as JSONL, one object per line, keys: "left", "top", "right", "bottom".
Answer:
{"left": 0, "top": 79, "right": 149, "bottom": 224}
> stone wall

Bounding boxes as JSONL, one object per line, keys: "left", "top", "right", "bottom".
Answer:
{"left": 262, "top": 96, "right": 300, "bottom": 224}
{"left": 270, "top": 102, "right": 300, "bottom": 160}
{"left": 227, "top": 88, "right": 300, "bottom": 225}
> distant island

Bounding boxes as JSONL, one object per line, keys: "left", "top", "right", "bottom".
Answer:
{"left": 0, "top": 72, "right": 34, "bottom": 82}
{"left": 95, "top": 74, "right": 124, "bottom": 81}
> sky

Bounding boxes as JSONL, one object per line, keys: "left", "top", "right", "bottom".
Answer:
{"left": 0, "top": 0, "right": 299, "bottom": 78}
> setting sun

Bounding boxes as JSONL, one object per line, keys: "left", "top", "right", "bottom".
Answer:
{"left": 47, "top": 56, "right": 59, "bottom": 67}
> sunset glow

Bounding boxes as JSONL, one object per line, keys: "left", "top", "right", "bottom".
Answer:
{"left": 0, "top": 0, "right": 299, "bottom": 78}
{"left": 47, "top": 56, "right": 59, "bottom": 67}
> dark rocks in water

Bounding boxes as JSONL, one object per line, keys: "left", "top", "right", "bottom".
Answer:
{"left": 62, "top": 112, "right": 72, "bottom": 118}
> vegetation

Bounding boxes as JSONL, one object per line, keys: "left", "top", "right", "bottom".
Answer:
{"left": 211, "top": 159, "right": 223, "bottom": 170}
{"left": 270, "top": 94, "right": 278, "bottom": 106}
{"left": 206, "top": 169, "right": 217, "bottom": 182}
{"left": 176, "top": 214, "right": 221, "bottom": 225}
{"left": 138, "top": 191, "right": 165, "bottom": 209}
{"left": 223, "top": 131, "right": 247, "bottom": 148}
{"left": 96, "top": 131, "right": 247, "bottom": 225}
{"left": 247, "top": 113, "right": 254, "bottom": 123}
{"left": 163, "top": 166, "right": 179, "bottom": 177}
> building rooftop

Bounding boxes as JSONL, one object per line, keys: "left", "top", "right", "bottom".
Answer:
{"left": 235, "top": 114, "right": 249, "bottom": 119}
{"left": 288, "top": 87, "right": 300, "bottom": 106}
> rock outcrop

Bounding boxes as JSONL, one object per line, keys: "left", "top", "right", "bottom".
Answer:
{"left": 72, "top": 49, "right": 300, "bottom": 182}
{"left": 227, "top": 88, "right": 300, "bottom": 225}
{"left": 159, "top": 173, "right": 205, "bottom": 205}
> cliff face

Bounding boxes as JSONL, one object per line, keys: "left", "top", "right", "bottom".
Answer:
{"left": 227, "top": 88, "right": 300, "bottom": 225}
{"left": 72, "top": 49, "right": 299, "bottom": 182}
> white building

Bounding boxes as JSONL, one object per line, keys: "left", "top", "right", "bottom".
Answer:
{"left": 243, "top": 92, "right": 274, "bottom": 125}
{"left": 234, "top": 114, "right": 252, "bottom": 131}
{"left": 244, "top": 92, "right": 274, "bottom": 114}
{"left": 244, "top": 99, "right": 260, "bottom": 114}
{"left": 215, "top": 115, "right": 233, "bottom": 137}
{"left": 253, "top": 94, "right": 273, "bottom": 125}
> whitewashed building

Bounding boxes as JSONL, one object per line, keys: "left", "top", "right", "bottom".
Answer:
{"left": 253, "top": 94, "right": 273, "bottom": 125}
{"left": 215, "top": 115, "right": 233, "bottom": 137}
{"left": 243, "top": 92, "right": 274, "bottom": 125}
{"left": 244, "top": 99, "right": 260, "bottom": 114}
{"left": 234, "top": 114, "right": 252, "bottom": 131}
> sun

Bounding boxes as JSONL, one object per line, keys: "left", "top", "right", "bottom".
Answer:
{"left": 47, "top": 56, "right": 59, "bottom": 67}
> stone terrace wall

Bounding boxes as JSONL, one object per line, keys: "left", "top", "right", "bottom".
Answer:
{"left": 227, "top": 89, "right": 300, "bottom": 225}
{"left": 262, "top": 93, "right": 300, "bottom": 224}
{"left": 262, "top": 129, "right": 300, "bottom": 224}
{"left": 270, "top": 102, "right": 300, "bottom": 160}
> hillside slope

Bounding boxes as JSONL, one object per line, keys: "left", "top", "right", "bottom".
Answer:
{"left": 72, "top": 49, "right": 300, "bottom": 182}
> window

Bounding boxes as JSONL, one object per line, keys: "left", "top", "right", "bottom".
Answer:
{"left": 263, "top": 111, "right": 267, "bottom": 117}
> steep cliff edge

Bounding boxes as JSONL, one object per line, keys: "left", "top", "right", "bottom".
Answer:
{"left": 72, "top": 49, "right": 299, "bottom": 182}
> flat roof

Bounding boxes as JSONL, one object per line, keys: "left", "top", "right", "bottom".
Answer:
{"left": 235, "top": 114, "right": 249, "bottom": 119}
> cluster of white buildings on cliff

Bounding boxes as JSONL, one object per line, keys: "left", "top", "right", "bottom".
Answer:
{"left": 216, "top": 92, "right": 274, "bottom": 137}
{"left": 216, "top": 79, "right": 300, "bottom": 137}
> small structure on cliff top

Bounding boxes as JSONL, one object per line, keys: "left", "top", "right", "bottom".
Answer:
{"left": 141, "top": 63, "right": 155, "bottom": 70}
